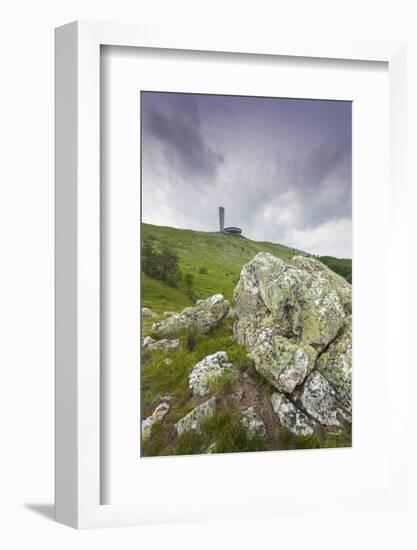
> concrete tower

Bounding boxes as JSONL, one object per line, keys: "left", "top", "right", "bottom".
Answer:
{"left": 219, "top": 206, "right": 225, "bottom": 232}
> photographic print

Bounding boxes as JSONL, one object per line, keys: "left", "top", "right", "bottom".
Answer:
{"left": 140, "top": 91, "right": 352, "bottom": 457}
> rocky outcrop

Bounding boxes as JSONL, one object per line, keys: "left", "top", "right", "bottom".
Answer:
{"left": 189, "top": 352, "right": 233, "bottom": 397}
{"left": 142, "top": 401, "right": 170, "bottom": 441}
{"left": 151, "top": 294, "right": 229, "bottom": 338}
{"left": 240, "top": 406, "right": 266, "bottom": 438}
{"left": 233, "top": 253, "right": 352, "bottom": 436}
{"left": 175, "top": 397, "right": 217, "bottom": 436}
{"left": 142, "top": 336, "right": 179, "bottom": 352}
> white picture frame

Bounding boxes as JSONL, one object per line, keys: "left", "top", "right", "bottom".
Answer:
{"left": 55, "top": 21, "right": 407, "bottom": 529}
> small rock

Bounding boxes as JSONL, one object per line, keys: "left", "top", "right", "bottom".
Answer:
{"left": 240, "top": 406, "right": 266, "bottom": 438}
{"left": 300, "top": 372, "right": 340, "bottom": 426}
{"left": 175, "top": 397, "right": 217, "bottom": 436}
{"left": 152, "top": 402, "right": 170, "bottom": 422}
{"left": 141, "top": 401, "right": 170, "bottom": 441}
{"left": 142, "top": 336, "right": 180, "bottom": 352}
{"left": 271, "top": 392, "right": 314, "bottom": 436}
{"left": 141, "top": 416, "right": 156, "bottom": 441}
{"left": 151, "top": 294, "right": 229, "bottom": 338}
{"left": 141, "top": 307, "right": 158, "bottom": 319}
{"left": 189, "top": 352, "right": 233, "bottom": 397}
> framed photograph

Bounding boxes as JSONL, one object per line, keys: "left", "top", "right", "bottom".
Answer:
{"left": 55, "top": 21, "right": 407, "bottom": 528}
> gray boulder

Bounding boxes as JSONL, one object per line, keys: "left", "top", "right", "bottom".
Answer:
{"left": 234, "top": 253, "right": 350, "bottom": 351}
{"left": 271, "top": 393, "right": 314, "bottom": 436}
{"left": 151, "top": 294, "right": 229, "bottom": 338}
{"left": 240, "top": 406, "right": 266, "bottom": 438}
{"left": 233, "top": 253, "right": 352, "bottom": 434}
{"left": 175, "top": 397, "right": 217, "bottom": 436}
{"left": 189, "top": 351, "right": 233, "bottom": 397}
{"left": 300, "top": 372, "right": 340, "bottom": 427}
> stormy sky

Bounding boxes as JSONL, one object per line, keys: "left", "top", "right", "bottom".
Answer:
{"left": 141, "top": 91, "right": 352, "bottom": 258}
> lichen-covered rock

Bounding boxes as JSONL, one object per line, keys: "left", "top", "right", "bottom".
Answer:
{"left": 141, "top": 416, "right": 156, "bottom": 442}
{"left": 234, "top": 253, "right": 350, "bottom": 351}
{"left": 317, "top": 316, "right": 352, "bottom": 410}
{"left": 293, "top": 256, "right": 352, "bottom": 314}
{"left": 300, "top": 372, "right": 340, "bottom": 426}
{"left": 189, "top": 352, "right": 233, "bottom": 397}
{"left": 163, "top": 311, "right": 176, "bottom": 318}
{"left": 240, "top": 406, "right": 266, "bottom": 438}
{"left": 271, "top": 393, "right": 314, "bottom": 436}
{"left": 142, "top": 307, "right": 158, "bottom": 319}
{"left": 244, "top": 326, "right": 317, "bottom": 393}
{"left": 227, "top": 307, "right": 237, "bottom": 320}
{"left": 175, "top": 397, "right": 217, "bottom": 436}
{"left": 233, "top": 253, "right": 352, "bottom": 434}
{"left": 151, "top": 294, "right": 229, "bottom": 338}
{"left": 142, "top": 336, "right": 179, "bottom": 352}
{"left": 141, "top": 401, "right": 170, "bottom": 441}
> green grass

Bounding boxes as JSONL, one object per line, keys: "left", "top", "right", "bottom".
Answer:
{"left": 141, "top": 320, "right": 352, "bottom": 456}
{"left": 141, "top": 223, "right": 351, "bottom": 313}
{"left": 142, "top": 223, "right": 306, "bottom": 307}
{"left": 170, "top": 408, "right": 267, "bottom": 456}
{"left": 140, "top": 222, "right": 352, "bottom": 457}
{"left": 141, "top": 273, "right": 193, "bottom": 315}
{"left": 279, "top": 425, "right": 352, "bottom": 450}
{"left": 319, "top": 255, "right": 352, "bottom": 283}
{"left": 141, "top": 320, "right": 249, "bottom": 419}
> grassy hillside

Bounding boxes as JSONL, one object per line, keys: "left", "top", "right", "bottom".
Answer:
{"left": 318, "top": 255, "right": 352, "bottom": 283}
{"left": 141, "top": 223, "right": 351, "bottom": 313}
{"left": 140, "top": 223, "right": 352, "bottom": 456}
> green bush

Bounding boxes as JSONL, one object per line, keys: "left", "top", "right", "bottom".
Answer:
{"left": 142, "top": 238, "right": 182, "bottom": 287}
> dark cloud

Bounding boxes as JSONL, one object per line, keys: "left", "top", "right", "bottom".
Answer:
{"left": 142, "top": 93, "right": 223, "bottom": 183}
{"left": 141, "top": 92, "right": 352, "bottom": 257}
{"left": 280, "top": 135, "right": 352, "bottom": 228}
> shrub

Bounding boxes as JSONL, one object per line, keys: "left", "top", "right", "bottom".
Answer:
{"left": 198, "top": 266, "right": 208, "bottom": 274}
{"left": 183, "top": 272, "right": 197, "bottom": 300}
{"left": 141, "top": 239, "right": 182, "bottom": 287}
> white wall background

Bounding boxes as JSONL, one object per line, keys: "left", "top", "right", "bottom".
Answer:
{"left": 0, "top": 0, "right": 416, "bottom": 548}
